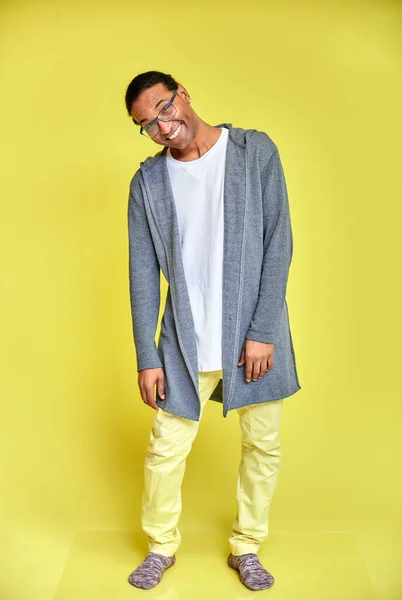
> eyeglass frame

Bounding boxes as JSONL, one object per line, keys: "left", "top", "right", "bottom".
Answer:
{"left": 133, "top": 88, "right": 179, "bottom": 138}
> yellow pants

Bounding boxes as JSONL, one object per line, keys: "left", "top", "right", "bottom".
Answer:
{"left": 142, "top": 369, "right": 283, "bottom": 557}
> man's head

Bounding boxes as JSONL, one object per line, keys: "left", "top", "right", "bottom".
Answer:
{"left": 125, "top": 70, "right": 197, "bottom": 149}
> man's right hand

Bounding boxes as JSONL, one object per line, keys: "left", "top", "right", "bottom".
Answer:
{"left": 138, "top": 367, "right": 165, "bottom": 411}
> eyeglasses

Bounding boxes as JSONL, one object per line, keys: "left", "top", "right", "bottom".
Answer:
{"left": 133, "top": 89, "right": 179, "bottom": 139}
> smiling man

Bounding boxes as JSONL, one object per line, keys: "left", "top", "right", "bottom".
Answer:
{"left": 124, "top": 70, "right": 301, "bottom": 591}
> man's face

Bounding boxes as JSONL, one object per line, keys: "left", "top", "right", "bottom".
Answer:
{"left": 130, "top": 83, "right": 194, "bottom": 149}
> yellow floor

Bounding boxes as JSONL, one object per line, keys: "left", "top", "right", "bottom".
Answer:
{"left": 2, "top": 529, "right": 401, "bottom": 600}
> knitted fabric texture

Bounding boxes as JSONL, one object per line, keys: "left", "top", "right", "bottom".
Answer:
{"left": 228, "top": 553, "right": 275, "bottom": 591}
{"left": 128, "top": 552, "right": 176, "bottom": 589}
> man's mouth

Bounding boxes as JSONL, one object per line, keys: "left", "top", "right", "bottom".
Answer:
{"left": 166, "top": 123, "right": 182, "bottom": 140}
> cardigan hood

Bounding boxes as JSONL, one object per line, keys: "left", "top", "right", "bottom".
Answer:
{"left": 139, "top": 123, "right": 255, "bottom": 171}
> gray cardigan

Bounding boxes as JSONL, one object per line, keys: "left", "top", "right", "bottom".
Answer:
{"left": 128, "top": 123, "right": 301, "bottom": 420}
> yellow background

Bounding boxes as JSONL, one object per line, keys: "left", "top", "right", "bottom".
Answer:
{"left": 1, "top": 1, "right": 401, "bottom": 598}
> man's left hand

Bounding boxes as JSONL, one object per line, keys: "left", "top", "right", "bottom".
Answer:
{"left": 237, "top": 339, "right": 274, "bottom": 382}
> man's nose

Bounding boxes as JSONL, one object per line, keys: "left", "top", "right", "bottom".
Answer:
{"left": 157, "top": 120, "right": 173, "bottom": 136}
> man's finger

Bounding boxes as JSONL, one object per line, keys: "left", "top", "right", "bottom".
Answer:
{"left": 259, "top": 359, "right": 268, "bottom": 376}
{"left": 256, "top": 361, "right": 266, "bottom": 379}
{"left": 145, "top": 386, "right": 159, "bottom": 410}
{"left": 252, "top": 361, "right": 261, "bottom": 381}
{"left": 245, "top": 358, "right": 253, "bottom": 382}
{"left": 157, "top": 374, "right": 166, "bottom": 400}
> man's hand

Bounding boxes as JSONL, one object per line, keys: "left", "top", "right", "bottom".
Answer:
{"left": 138, "top": 367, "right": 165, "bottom": 411}
{"left": 237, "top": 339, "right": 274, "bottom": 382}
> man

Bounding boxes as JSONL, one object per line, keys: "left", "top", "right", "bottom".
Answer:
{"left": 125, "top": 70, "right": 301, "bottom": 591}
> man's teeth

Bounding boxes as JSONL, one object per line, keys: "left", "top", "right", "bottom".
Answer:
{"left": 168, "top": 123, "right": 182, "bottom": 139}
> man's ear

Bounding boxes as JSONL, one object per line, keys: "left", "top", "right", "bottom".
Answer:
{"left": 178, "top": 85, "right": 190, "bottom": 103}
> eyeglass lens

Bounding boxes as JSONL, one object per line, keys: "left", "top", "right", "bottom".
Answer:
{"left": 143, "top": 103, "right": 177, "bottom": 137}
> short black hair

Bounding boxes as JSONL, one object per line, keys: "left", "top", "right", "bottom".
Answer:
{"left": 125, "top": 70, "right": 179, "bottom": 124}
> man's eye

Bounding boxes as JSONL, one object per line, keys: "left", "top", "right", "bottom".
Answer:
{"left": 161, "top": 104, "right": 170, "bottom": 113}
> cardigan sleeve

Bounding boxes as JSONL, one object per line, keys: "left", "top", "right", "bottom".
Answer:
{"left": 127, "top": 173, "right": 164, "bottom": 372}
{"left": 245, "top": 147, "right": 293, "bottom": 345}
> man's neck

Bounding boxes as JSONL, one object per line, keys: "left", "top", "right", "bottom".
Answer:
{"left": 169, "top": 120, "right": 222, "bottom": 162}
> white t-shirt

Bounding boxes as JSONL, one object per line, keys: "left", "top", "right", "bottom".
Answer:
{"left": 166, "top": 127, "right": 229, "bottom": 372}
